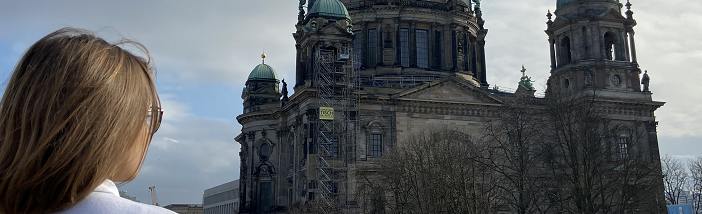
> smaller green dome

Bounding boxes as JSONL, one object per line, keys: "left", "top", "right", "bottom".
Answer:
{"left": 557, "top": 0, "right": 578, "bottom": 7}
{"left": 307, "top": 0, "right": 350, "bottom": 20}
{"left": 247, "top": 63, "right": 278, "bottom": 81}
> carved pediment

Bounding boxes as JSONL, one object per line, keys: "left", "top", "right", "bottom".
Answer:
{"left": 319, "top": 22, "right": 352, "bottom": 35}
{"left": 599, "top": 9, "right": 626, "bottom": 20}
{"left": 393, "top": 78, "right": 502, "bottom": 104}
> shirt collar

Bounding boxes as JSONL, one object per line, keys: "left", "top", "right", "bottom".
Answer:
{"left": 93, "top": 179, "right": 120, "bottom": 196}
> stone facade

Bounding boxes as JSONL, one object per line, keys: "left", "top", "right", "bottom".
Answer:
{"left": 236, "top": 0, "right": 665, "bottom": 213}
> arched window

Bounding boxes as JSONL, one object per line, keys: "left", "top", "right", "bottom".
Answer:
{"left": 260, "top": 143, "right": 270, "bottom": 160}
{"left": 617, "top": 126, "right": 631, "bottom": 159}
{"left": 604, "top": 32, "right": 617, "bottom": 60}
{"left": 561, "top": 37, "right": 572, "bottom": 65}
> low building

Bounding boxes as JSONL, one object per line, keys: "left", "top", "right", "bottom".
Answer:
{"left": 163, "top": 204, "right": 203, "bottom": 214}
{"left": 118, "top": 191, "right": 140, "bottom": 203}
{"left": 203, "top": 180, "right": 239, "bottom": 214}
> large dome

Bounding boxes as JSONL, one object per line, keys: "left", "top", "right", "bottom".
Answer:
{"left": 307, "top": 0, "right": 350, "bottom": 20}
{"left": 557, "top": 0, "right": 619, "bottom": 7}
{"left": 557, "top": 0, "right": 578, "bottom": 7}
{"left": 247, "top": 63, "right": 278, "bottom": 81}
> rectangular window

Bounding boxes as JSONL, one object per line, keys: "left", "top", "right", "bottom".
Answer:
{"left": 619, "top": 137, "right": 629, "bottom": 159}
{"left": 433, "top": 30, "right": 441, "bottom": 69}
{"left": 400, "top": 28, "right": 409, "bottom": 67}
{"left": 353, "top": 30, "right": 363, "bottom": 69}
{"left": 368, "top": 29, "right": 377, "bottom": 66}
{"left": 370, "top": 134, "right": 382, "bottom": 156}
{"left": 416, "top": 30, "right": 429, "bottom": 68}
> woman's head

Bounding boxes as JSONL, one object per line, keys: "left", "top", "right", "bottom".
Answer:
{"left": 0, "top": 28, "right": 161, "bottom": 213}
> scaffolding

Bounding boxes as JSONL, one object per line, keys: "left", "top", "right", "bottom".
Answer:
{"left": 314, "top": 46, "right": 359, "bottom": 213}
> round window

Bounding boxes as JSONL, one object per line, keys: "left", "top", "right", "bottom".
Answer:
{"left": 612, "top": 74, "right": 621, "bottom": 86}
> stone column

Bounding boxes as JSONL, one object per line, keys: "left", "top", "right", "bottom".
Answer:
{"left": 360, "top": 21, "right": 367, "bottom": 68}
{"left": 430, "top": 22, "right": 439, "bottom": 70}
{"left": 451, "top": 24, "right": 458, "bottom": 72}
{"left": 409, "top": 20, "right": 417, "bottom": 67}
{"left": 628, "top": 29, "right": 638, "bottom": 63}
{"left": 395, "top": 18, "right": 401, "bottom": 66}
{"left": 549, "top": 35, "right": 556, "bottom": 69}
{"left": 476, "top": 27, "right": 488, "bottom": 87}
{"left": 619, "top": 29, "right": 629, "bottom": 62}
{"left": 469, "top": 36, "right": 476, "bottom": 76}
{"left": 295, "top": 44, "right": 303, "bottom": 87}
{"left": 443, "top": 24, "right": 452, "bottom": 70}
{"left": 377, "top": 19, "right": 383, "bottom": 66}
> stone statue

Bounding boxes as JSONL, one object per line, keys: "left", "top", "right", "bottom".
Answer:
{"left": 384, "top": 30, "right": 393, "bottom": 48}
{"left": 473, "top": 0, "right": 482, "bottom": 16}
{"left": 641, "top": 70, "right": 650, "bottom": 92}
{"left": 299, "top": 0, "right": 306, "bottom": 14}
{"left": 282, "top": 79, "right": 289, "bottom": 101}
{"left": 583, "top": 66, "right": 593, "bottom": 87}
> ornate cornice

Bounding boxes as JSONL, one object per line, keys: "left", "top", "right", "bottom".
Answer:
{"left": 237, "top": 111, "right": 278, "bottom": 125}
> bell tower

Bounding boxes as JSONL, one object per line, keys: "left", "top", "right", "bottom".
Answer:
{"left": 545, "top": 0, "right": 645, "bottom": 99}
{"left": 293, "top": 0, "right": 355, "bottom": 88}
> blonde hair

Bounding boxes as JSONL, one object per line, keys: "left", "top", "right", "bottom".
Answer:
{"left": 0, "top": 28, "right": 161, "bottom": 213}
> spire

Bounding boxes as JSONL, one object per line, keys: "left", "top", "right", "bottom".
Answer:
{"left": 261, "top": 52, "right": 266, "bottom": 64}
{"left": 546, "top": 10, "right": 553, "bottom": 26}
{"left": 625, "top": 0, "right": 634, "bottom": 20}
{"left": 473, "top": 0, "right": 482, "bottom": 18}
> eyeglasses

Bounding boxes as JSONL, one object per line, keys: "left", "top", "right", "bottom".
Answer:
{"left": 146, "top": 107, "right": 163, "bottom": 137}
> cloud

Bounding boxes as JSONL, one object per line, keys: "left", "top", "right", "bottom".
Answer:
{"left": 0, "top": 0, "right": 299, "bottom": 86}
{"left": 480, "top": 0, "right": 702, "bottom": 138}
{"left": 117, "top": 96, "right": 241, "bottom": 205}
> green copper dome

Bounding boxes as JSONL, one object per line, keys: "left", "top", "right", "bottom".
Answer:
{"left": 307, "top": 0, "right": 350, "bottom": 20}
{"left": 247, "top": 63, "right": 278, "bottom": 81}
{"left": 557, "top": 0, "right": 578, "bottom": 7}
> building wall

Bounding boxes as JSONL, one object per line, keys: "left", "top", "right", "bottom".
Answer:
{"left": 163, "top": 204, "right": 203, "bottom": 214}
{"left": 203, "top": 180, "right": 239, "bottom": 214}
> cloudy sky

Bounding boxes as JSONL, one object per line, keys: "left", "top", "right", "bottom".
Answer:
{"left": 1, "top": 0, "right": 700, "bottom": 206}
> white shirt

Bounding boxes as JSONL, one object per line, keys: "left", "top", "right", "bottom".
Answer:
{"left": 54, "top": 180, "right": 176, "bottom": 214}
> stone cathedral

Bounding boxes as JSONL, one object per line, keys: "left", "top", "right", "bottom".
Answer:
{"left": 236, "top": 0, "right": 665, "bottom": 213}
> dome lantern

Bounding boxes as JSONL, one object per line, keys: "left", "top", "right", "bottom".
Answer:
{"left": 247, "top": 54, "right": 278, "bottom": 81}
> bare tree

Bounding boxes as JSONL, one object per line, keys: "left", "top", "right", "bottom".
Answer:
{"left": 483, "top": 97, "right": 553, "bottom": 214}
{"left": 368, "top": 126, "right": 503, "bottom": 214}
{"left": 689, "top": 156, "right": 702, "bottom": 213}
{"left": 662, "top": 154, "right": 690, "bottom": 205}
{"left": 540, "top": 91, "right": 664, "bottom": 214}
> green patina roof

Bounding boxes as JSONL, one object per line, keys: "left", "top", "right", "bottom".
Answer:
{"left": 557, "top": 0, "right": 578, "bottom": 7}
{"left": 307, "top": 0, "right": 350, "bottom": 20}
{"left": 247, "top": 63, "right": 278, "bottom": 81}
{"left": 557, "top": 0, "right": 618, "bottom": 7}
